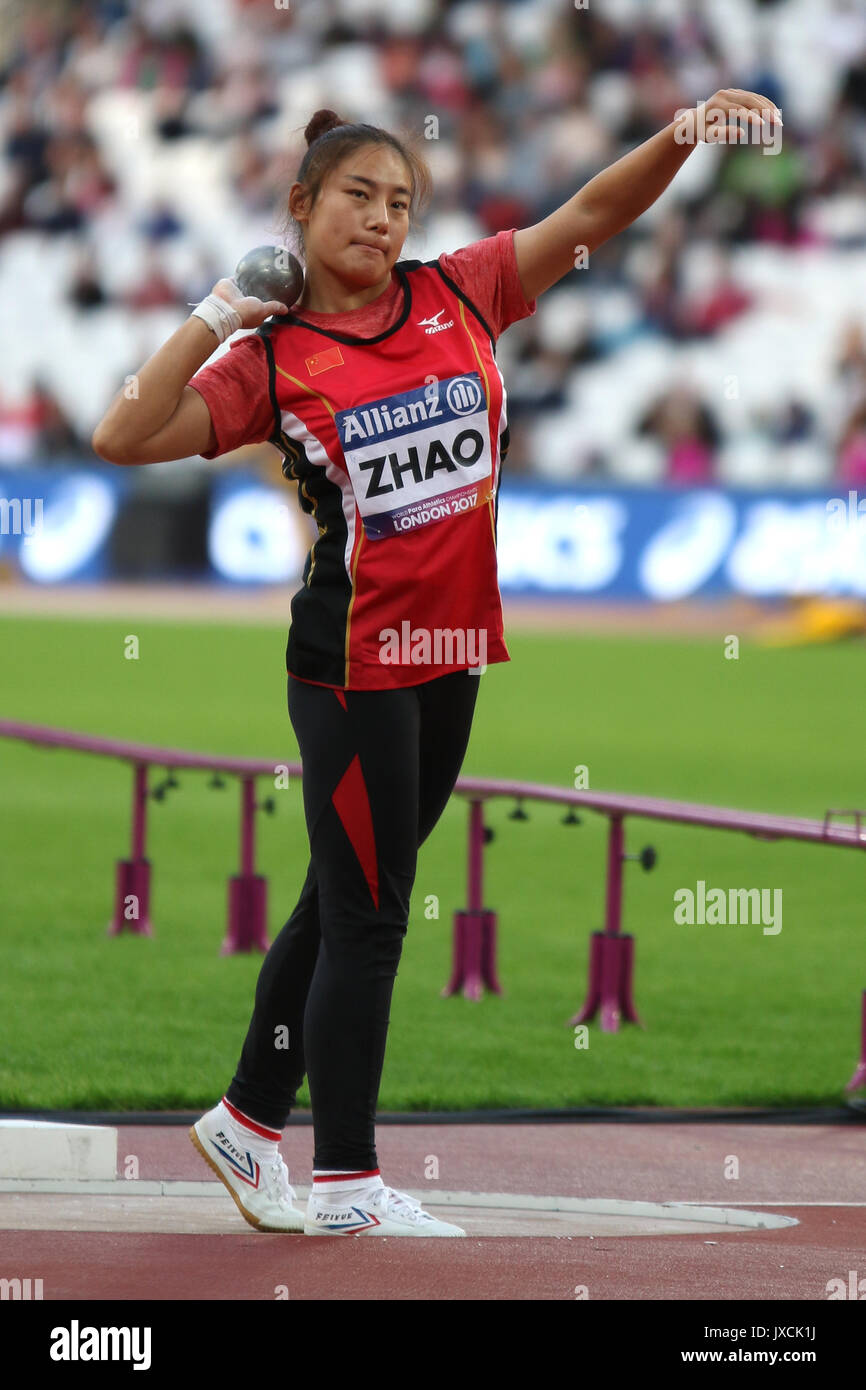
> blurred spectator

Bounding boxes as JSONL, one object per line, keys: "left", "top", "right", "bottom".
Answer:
{"left": 22, "top": 137, "right": 84, "bottom": 233}
{"left": 0, "top": 386, "right": 40, "bottom": 465}
{"left": 63, "top": 7, "right": 125, "bottom": 92}
{"left": 833, "top": 320, "right": 866, "bottom": 416}
{"left": 205, "top": 61, "right": 280, "bottom": 137}
{"left": 714, "top": 132, "right": 809, "bottom": 245}
{"left": 152, "top": 83, "right": 197, "bottom": 141}
{"left": 3, "top": 88, "right": 50, "bottom": 187}
{"left": 43, "top": 73, "right": 89, "bottom": 138}
{"left": 638, "top": 384, "right": 721, "bottom": 485}
{"left": 139, "top": 196, "right": 184, "bottom": 241}
{"left": 118, "top": 19, "right": 208, "bottom": 94}
{"left": 770, "top": 398, "right": 816, "bottom": 446}
{"left": 122, "top": 245, "right": 179, "bottom": 310}
{"left": 228, "top": 132, "right": 280, "bottom": 217}
{"left": 837, "top": 402, "right": 866, "bottom": 486}
{"left": 13, "top": 120, "right": 114, "bottom": 233}
{"left": 0, "top": 373, "right": 84, "bottom": 464}
{"left": 31, "top": 375, "right": 87, "bottom": 458}
{"left": 681, "top": 249, "right": 754, "bottom": 337}
{"left": 635, "top": 211, "right": 686, "bottom": 337}
{"left": 183, "top": 249, "right": 227, "bottom": 307}
{"left": 66, "top": 134, "right": 116, "bottom": 219}
{"left": 66, "top": 245, "right": 109, "bottom": 310}
{"left": 837, "top": 51, "right": 866, "bottom": 119}
{"left": 506, "top": 345, "right": 570, "bottom": 422}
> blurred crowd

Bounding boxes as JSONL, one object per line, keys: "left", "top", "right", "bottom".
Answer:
{"left": 1, "top": 0, "right": 866, "bottom": 486}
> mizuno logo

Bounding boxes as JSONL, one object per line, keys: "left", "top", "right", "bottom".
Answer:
{"left": 418, "top": 308, "right": 454, "bottom": 334}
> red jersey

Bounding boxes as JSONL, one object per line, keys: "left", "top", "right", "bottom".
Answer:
{"left": 189, "top": 229, "right": 536, "bottom": 690}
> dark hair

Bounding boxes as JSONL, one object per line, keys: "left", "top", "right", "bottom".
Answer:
{"left": 278, "top": 108, "right": 433, "bottom": 263}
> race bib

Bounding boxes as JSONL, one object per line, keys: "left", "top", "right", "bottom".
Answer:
{"left": 336, "top": 372, "right": 493, "bottom": 540}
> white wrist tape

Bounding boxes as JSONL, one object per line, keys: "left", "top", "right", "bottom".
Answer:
{"left": 190, "top": 293, "right": 242, "bottom": 344}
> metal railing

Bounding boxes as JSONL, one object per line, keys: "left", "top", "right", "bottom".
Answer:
{"left": 2, "top": 718, "right": 864, "bottom": 1093}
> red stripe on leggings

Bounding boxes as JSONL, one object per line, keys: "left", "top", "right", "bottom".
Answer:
{"left": 331, "top": 754, "right": 379, "bottom": 911}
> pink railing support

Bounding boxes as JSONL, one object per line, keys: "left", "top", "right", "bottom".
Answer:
{"left": 604, "top": 815, "right": 625, "bottom": 935}
{"left": 442, "top": 800, "right": 502, "bottom": 1001}
{"left": 222, "top": 776, "right": 269, "bottom": 954}
{"left": 847, "top": 990, "right": 866, "bottom": 1092}
{"left": 567, "top": 814, "right": 642, "bottom": 1032}
{"left": 108, "top": 762, "right": 152, "bottom": 938}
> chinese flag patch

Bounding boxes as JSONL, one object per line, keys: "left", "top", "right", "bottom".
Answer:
{"left": 306, "top": 346, "right": 344, "bottom": 376}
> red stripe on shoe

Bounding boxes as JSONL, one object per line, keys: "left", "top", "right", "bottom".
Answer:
{"left": 313, "top": 1168, "right": 381, "bottom": 1183}
{"left": 221, "top": 1096, "right": 281, "bottom": 1142}
{"left": 330, "top": 754, "right": 379, "bottom": 910}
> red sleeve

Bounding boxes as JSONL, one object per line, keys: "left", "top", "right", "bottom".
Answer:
{"left": 187, "top": 332, "right": 276, "bottom": 458}
{"left": 437, "top": 228, "right": 537, "bottom": 340}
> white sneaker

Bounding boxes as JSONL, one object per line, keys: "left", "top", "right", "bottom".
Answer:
{"left": 305, "top": 1183, "right": 466, "bottom": 1237}
{"left": 189, "top": 1103, "right": 304, "bottom": 1233}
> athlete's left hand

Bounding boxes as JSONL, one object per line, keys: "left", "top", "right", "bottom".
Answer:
{"left": 696, "top": 89, "right": 783, "bottom": 141}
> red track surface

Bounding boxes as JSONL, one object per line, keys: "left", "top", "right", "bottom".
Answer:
{"left": 2, "top": 1119, "right": 864, "bottom": 1300}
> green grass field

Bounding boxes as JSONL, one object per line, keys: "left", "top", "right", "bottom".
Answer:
{"left": 1, "top": 612, "right": 864, "bottom": 1112}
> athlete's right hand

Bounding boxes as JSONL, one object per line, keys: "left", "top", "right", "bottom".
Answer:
{"left": 210, "top": 276, "right": 290, "bottom": 329}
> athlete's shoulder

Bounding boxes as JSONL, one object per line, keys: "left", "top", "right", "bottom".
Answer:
{"left": 405, "top": 250, "right": 496, "bottom": 345}
{"left": 254, "top": 317, "right": 288, "bottom": 343}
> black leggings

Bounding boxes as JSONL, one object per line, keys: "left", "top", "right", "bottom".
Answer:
{"left": 225, "top": 668, "right": 480, "bottom": 1170}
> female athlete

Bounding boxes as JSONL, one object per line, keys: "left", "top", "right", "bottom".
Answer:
{"left": 93, "top": 91, "right": 780, "bottom": 1237}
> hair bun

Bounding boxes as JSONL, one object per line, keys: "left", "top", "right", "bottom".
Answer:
{"left": 305, "top": 109, "right": 347, "bottom": 146}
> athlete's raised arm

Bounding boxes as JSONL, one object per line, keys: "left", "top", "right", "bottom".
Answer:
{"left": 513, "top": 88, "right": 783, "bottom": 303}
{"left": 91, "top": 277, "right": 288, "bottom": 466}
